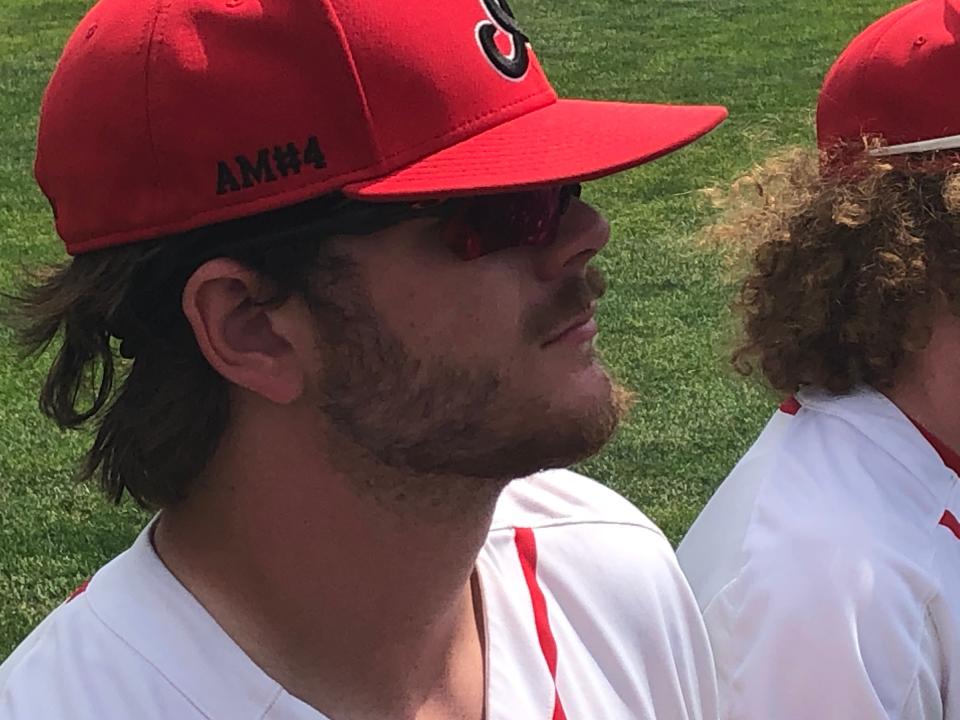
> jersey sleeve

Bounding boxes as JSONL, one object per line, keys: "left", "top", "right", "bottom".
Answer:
{"left": 702, "top": 531, "right": 943, "bottom": 720}
{"left": 495, "top": 470, "right": 720, "bottom": 720}
{"left": 535, "top": 520, "right": 720, "bottom": 720}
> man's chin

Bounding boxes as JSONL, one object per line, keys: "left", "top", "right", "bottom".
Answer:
{"left": 577, "top": 355, "right": 615, "bottom": 388}
{"left": 553, "top": 358, "right": 619, "bottom": 414}
{"left": 391, "top": 379, "right": 629, "bottom": 483}
{"left": 328, "top": 353, "right": 632, "bottom": 484}
{"left": 525, "top": 375, "right": 633, "bottom": 472}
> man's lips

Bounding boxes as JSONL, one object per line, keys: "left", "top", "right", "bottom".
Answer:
{"left": 542, "top": 304, "right": 598, "bottom": 347}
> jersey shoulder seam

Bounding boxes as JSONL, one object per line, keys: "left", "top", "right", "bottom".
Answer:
{"left": 893, "top": 599, "right": 942, "bottom": 720}
{"left": 488, "top": 518, "right": 665, "bottom": 538}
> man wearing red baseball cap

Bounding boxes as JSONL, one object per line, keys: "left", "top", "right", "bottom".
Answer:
{"left": 0, "top": 1, "right": 726, "bottom": 719}
{"left": 678, "top": 1, "right": 960, "bottom": 718}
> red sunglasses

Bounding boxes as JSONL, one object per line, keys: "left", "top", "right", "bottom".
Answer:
{"left": 219, "top": 184, "right": 584, "bottom": 261}
{"left": 439, "top": 183, "right": 583, "bottom": 260}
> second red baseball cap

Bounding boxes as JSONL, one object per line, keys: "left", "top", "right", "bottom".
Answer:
{"left": 817, "top": 0, "right": 960, "bottom": 159}
{"left": 36, "top": 0, "right": 728, "bottom": 255}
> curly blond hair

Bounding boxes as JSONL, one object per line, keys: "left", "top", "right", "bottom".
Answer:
{"left": 709, "top": 148, "right": 960, "bottom": 395}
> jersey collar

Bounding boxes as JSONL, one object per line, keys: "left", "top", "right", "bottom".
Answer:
{"left": 905, "top": 417, "right": 960, "bottom": 477}
{"left": 84, "top": 518, "right": 323, "bottom": 720}
{"left": 796, "top": 385, "right": 960, "bottom": 493}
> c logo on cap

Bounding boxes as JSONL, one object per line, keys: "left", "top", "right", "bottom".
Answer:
{"left": 476, "top": 0, "right": 530, "bottom": 81}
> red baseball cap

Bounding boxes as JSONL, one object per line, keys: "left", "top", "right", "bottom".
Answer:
{"left": 817, "top": 0, "right": 960, "bottom": 160}
{"left": 36, "top": 0, "right": 727, "bottom": 255}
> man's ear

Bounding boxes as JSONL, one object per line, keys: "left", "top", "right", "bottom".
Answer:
{"left": 182, "top": 258, "right": 313, "bottom": 404}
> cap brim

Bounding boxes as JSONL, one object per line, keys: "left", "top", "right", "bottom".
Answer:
{"left": 343, "top": 98, "right": 727, "bottom": 199}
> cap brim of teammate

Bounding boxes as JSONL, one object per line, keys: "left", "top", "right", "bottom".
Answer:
{"left": 344, "top": 99, "right": 728, "bottom": 200}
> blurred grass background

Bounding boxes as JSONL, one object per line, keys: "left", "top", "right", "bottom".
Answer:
{"left": 0, "top": 0, "right": 899, "bottom": 659}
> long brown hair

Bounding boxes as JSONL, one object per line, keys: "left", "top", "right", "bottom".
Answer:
{"left": 5, "top": 194, "right": 370, "bottom": 509}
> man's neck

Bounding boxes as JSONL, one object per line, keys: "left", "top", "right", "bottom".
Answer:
{"left": 152, "top": 415, "right": 500, "bottom": 720}
{"left": 885, "top": 311, "right": 960, "bottom": 456}
{"left": 887, "top": 377, "right": 960, "bottom": 456}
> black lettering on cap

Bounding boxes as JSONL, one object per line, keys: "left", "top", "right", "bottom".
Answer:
{"left": 237, "top": 149, "right": 279, "bottom": 189}
{"left": 215, "top": 136, "right": 327, "bottom": 195}
{"left": 217, "top": 161, "right": 242, "bottom": 195}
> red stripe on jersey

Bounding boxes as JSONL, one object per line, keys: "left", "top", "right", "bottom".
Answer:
{"left": 514, "top": 528, "right": 567, "bottom": 720}
{"left": 66, "top": 578, "right": 90, "bottom": 603}
{"left": 940, "top": 510, "right": 960, "bottom": 541}
{"left": 908, "top": 418, "right": 960, "bottom": 477}
{"left": 902, "top": 417, "right": 960, "bottom": 540}
{"left": 779, "top": 396, "right": 801, "bottom": 415}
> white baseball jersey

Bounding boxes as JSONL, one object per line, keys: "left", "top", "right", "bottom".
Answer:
{"left": 678, "top": 386, "right": 960, "bottom": 720}
{"left": 0, "top": 469, "right": 718, "bottom": 720}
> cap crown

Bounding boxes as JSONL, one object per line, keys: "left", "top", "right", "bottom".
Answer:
{"left": 36, "top": 0, "right": 556, "bottom": 253}
{"left": 817, "top": 0, "right": 960, "bottom": 153}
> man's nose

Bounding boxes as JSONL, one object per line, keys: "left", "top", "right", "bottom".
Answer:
{"left": 533, "top": 198, "right": 610, "bottom": 281}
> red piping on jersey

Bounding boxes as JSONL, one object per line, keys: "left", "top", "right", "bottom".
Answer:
{"left": 514, "top": 528, "right": 567, "bottom": 720}
{"left": 905, "top": 416, "right": 960, "bottom": 540}
{"left": 66, "top": 578, "right": 90, "bottom": 603}
{"left": 940, "top": 510, "right": 960, "bottom": 541}
{"left": 908, "top": 418, "right": 960, "bottom": 476}
{"left": 779, "top": 395, "right": 801, "bottom": 415}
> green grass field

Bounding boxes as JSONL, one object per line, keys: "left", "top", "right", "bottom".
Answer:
{"left": 0, "top": 0, "right": 900, "bottom": 660}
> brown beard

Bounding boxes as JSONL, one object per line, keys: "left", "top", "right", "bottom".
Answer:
{"left": 311, "top": 265, "right": 630, "bottom": 494}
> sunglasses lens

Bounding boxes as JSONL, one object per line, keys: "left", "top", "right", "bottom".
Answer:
{"left": 444, "top": 184, "right": 581, "bottom": 260}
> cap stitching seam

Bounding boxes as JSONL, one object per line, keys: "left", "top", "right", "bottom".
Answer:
{"left": 142, "top": 0, "right": 170, "bottom": 210}
{"left": 820, "top": 2, "right": 928, "bottom": 141}
{"left": 135, "top": 7, "right": 153, "bottom": 55}
{"left": 322, "top": 3, "right": 384, "bottom": 162}
{"left": 376, "top": 87, "right": 555, "bottom": 164}
{"left": 868, "top": 0, "right": 929, "bottom": 60}
{"left": 852, "top": 1, "right": 930, "bottom": 134}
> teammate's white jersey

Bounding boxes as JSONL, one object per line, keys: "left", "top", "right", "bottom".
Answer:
{"left": 678, "top": 386, "right": 960, "bottom": 720}
{"left": 0, "top": 469, "right": 718, "bottom": 720}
